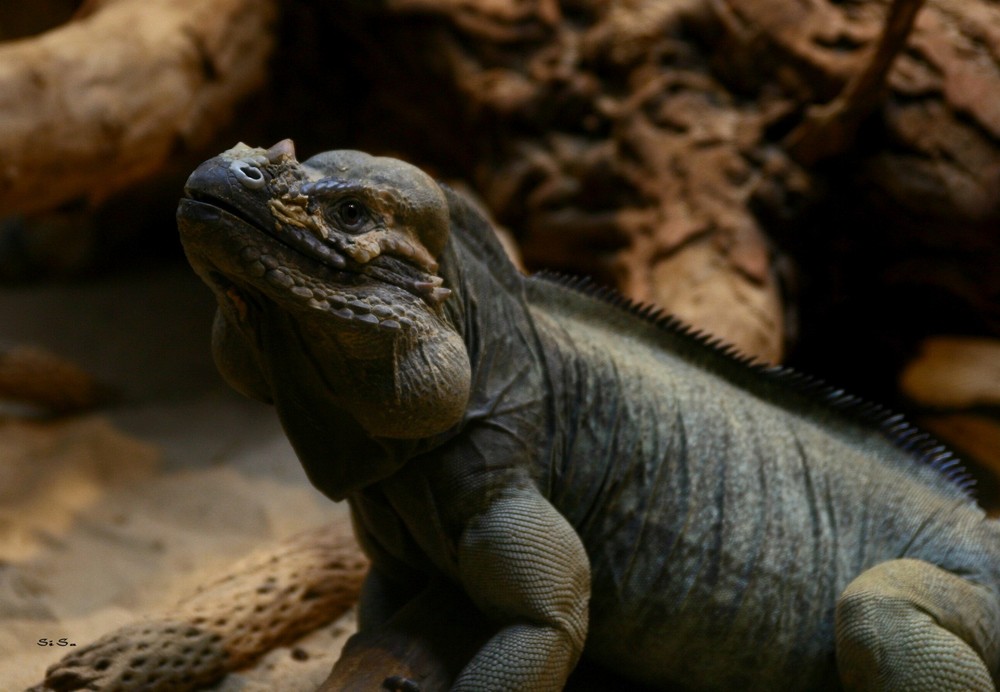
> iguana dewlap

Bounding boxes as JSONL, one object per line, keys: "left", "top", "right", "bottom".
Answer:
{"left": 177, "top": 140, "right": 1000, "bottom": 691}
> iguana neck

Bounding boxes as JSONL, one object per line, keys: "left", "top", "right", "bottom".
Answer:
{"left": 250, "top": 302, "right": 421, "bottom": 499}
{"left": 435, "top": 193, "right": 550, "bottom": 440}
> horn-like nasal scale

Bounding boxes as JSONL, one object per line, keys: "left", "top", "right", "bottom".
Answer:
{"left": 266, "top": 139, "right": 296, "bottom": 163}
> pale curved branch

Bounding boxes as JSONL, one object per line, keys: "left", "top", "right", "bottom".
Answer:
{"left": 0, "top": 0, "right": 276, "bottom": 216}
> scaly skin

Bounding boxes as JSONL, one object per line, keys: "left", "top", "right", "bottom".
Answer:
{"left": 178, "top": 140, "right": 1000, "bottom": 691}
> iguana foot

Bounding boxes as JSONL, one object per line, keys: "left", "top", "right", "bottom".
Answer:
{"left": 836, "top": 558, "right": 1000, "bottom": 691}
{"left": 382, "top": 675, "right": 421, "bottom": 691}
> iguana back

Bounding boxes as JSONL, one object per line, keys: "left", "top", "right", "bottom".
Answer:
{"left": 524, "top": 275, "right": 999, "bottom": 688}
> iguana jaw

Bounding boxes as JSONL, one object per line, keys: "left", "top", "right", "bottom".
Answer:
{"left": 179, "top": 194, "right": 433, "bottom": 337}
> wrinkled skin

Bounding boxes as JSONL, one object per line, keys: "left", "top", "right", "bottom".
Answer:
{"left": 179, "top": 142, "right": 1000, "bottom": 692}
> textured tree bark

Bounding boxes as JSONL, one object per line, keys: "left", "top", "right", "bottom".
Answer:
{"left": 6, "top": 0, "right": 1000, "bottom": 364}
{"left": 0, "top": 0, "right": 275, "bottom": 215}
{"left": 785, "top": 0, "right": 928, "bottom": 165}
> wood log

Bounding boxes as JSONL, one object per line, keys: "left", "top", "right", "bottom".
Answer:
{"left": 900, "top": 337, "right": 1000, "bottom": 410}
{"left": 0, "top": 345, "right": 109, "bottom": 414}
{"left": 0, "top": 0, "right": 275, "bottom": 216}
{"left": 346, "top": 0, "right": 793, "bottom": 362}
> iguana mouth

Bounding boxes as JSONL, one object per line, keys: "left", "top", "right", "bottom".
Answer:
{"left": 182, "top": 190, "right": 450, "bottom": 315}
{"left": 185, "top": 188, "right": 351, "bottom": 271}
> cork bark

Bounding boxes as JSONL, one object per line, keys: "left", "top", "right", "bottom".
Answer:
{"left": 29, "top": 525, "right": 367, "bottom": 692}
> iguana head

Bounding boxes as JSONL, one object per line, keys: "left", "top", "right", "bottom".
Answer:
{"left": 177, "top": 141, "right": 471, "bottom": 441}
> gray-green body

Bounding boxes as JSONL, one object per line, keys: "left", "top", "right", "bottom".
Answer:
{"left": 178, "top": 142, "right": 1000, "bottom": 691}
{"left": 526, "top": 280, "right": 997, "bottom": 688}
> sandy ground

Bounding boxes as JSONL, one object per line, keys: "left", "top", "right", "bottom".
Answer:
{"left": 0, "top": 265, "right": 356, "bottom": 690}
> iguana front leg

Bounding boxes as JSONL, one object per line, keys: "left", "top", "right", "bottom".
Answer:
{"left": 357, "top": 566, "right": 425, "bottom": 631}
{"left": 836, "top": 558, "right": 1000, "bottom": 691}
{"left": 320, "top": 576, "right": 495, "bottom": 692}
{"left": 454, "top": 489, "right": 591, "bottom": 691}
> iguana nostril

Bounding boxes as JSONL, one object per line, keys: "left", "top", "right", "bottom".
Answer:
{"left": 230, "top": 159, "right": 266, "bottom": 190}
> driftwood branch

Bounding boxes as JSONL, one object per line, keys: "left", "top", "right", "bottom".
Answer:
{"left": 714, "top": 0, "right": 1000, "bottom": 225}
{"left": 0, "top": 0, "right": 275, "bottom": 216}
{"left": 785, "top": 0, "right": 928, "bottom": 164}
{"left": 0, "top": 346, "right": 109, "bottom": 414}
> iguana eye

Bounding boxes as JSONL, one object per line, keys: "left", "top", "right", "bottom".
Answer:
{"left": 336, "top": 199, "right": 367, "bottom": 230}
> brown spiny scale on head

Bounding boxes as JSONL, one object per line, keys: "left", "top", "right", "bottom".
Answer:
{"left": 334, "top": 227, "right": 439, "bottom": 274}
{"left": 267, "top": 193, "right": 330, "bottom": 240}
{"left": 413, "top": 275, "right": 453, "bottom": 304}
{"left": 293, "top": 151, "right": 450, "bottom": 276}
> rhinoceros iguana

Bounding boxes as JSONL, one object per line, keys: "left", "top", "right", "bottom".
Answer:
{"left": 177, "top": 139, "right": 1000, "bottom": 691}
